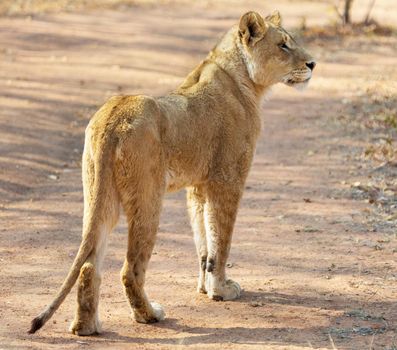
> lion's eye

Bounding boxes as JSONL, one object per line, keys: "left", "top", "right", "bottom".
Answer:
{"left": 280, "top": 43, "right": 289, "bottom": 51}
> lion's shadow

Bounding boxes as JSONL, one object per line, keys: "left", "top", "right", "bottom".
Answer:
{"left": 27, "top": 290, "right": 394, "bottom": 348}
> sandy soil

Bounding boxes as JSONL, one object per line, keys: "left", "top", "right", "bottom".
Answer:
{"left": 0, "top": 1, "right": 396, "bottom": 349}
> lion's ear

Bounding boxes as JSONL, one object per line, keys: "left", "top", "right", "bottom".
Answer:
{"left": 239, "top": 11, "right": 267, "bottom": 46}
{"left": 266, "top": 10, "right": 282, "bottom": 26}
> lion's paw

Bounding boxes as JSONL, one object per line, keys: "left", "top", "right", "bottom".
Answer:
{"left": 133, "top": 302, "right": 165, "bottom": 324}
{"left": 208, "top": 279, "right": 241, "bottom": 301}
{"left": 69, "top": 319, "right": 101, "bottom": 336}
{"left": 151, "top": 301, "right": 165, "bottom": 321}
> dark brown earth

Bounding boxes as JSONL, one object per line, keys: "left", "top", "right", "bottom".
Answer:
{"left": 0, "top": 1, "right": 396, "bottom": 349}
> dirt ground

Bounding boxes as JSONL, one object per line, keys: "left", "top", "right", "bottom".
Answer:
{"left": 0, "top": 1, "right": 396, "bottom": 349}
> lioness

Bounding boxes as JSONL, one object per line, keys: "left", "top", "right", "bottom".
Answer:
{"left": 29, "top": 11, "right": 315, "bottom": 335}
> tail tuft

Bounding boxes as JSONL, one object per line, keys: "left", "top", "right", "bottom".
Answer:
{"left": 28, "top": 316, "right": 44, "bottom": 334}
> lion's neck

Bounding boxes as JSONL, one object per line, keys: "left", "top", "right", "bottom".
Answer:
{"left": 207, "top": 27, "right": 270, "bottom": 104}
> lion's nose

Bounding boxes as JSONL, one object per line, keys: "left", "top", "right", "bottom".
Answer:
{"left": 306, "top": 61, "right": 316, "bottom": 71}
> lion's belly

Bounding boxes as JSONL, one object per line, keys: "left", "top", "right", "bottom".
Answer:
{"left": 165, "top": 169, "right": 193, "bottom": 193}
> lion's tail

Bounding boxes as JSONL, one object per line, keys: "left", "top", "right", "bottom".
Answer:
{"left": 28, "top": 126, "right": 117, "bottom": 334}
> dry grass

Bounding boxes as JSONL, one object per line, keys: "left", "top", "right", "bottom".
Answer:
{"left": 337, "top": 81, "right": 397, "bottom": 225}
{"left": 300, "top": 22, "right": 396, "bottom": 43}
{"left": 348, "top": 83, "right": 397, "bottom": 165}
{"left": 0, "top": 0, "right": 174, "bottom": 16}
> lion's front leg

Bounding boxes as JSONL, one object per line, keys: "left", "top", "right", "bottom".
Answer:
{"left": 203, "top": 182, "right": 242, "bottom": 301}
{"left": 187, "top": 186, "right": 208, "bottom": 294}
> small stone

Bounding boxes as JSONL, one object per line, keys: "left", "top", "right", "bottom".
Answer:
{"left": 76, "top": 340, "right": 89, "bottom": 345}
{"left": 249, "top": 300, "right": 264, "bottom": 307}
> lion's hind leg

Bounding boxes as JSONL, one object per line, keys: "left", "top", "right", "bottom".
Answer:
{"left": 70, "top": 136, "right": 120, "bottom": 336}
{"left": 119, "top": 179, "right": 165, "bottom": 323}
{"left": 70, "top": 224, "right": 116, "bottom": 335}
{"left": 115, "top": 131, "right": 166, "bottom": 324}
{"left": 70, "top": 261, "right": 101, "bottom": 335}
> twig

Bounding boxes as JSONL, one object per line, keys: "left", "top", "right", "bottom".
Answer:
{"left": 328, "top": 332, "right": 338, "bottom": 350}
{"left": 369, "top": 333, "right": 375, "bottom": 350}
{"left": 333, "top": 1, "right": 344, "bottom": 22}
{"left": 364, "top": 0, "right": 376, "bottom": 25}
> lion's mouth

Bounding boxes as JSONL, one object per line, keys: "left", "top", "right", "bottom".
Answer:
{"left": 285, "top": 77, "right": 311, "bottom": 86}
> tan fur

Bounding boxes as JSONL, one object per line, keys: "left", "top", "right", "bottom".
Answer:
{"left": 29, "top": 11, "right": 315, "bottom": 335}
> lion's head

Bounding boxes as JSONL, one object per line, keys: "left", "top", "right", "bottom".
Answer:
{"left": 237, "top": 11, "right": 315, "bottom": 89}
